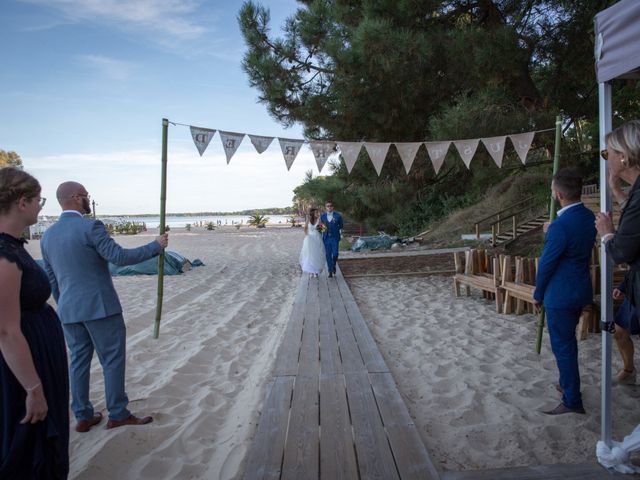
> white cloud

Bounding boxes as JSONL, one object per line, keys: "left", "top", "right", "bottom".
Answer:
{"left": 21, "top": 0, "right": 209, "bottom": 40}
{"left": 78, "top": 54, "right": 135, "bottom": 81}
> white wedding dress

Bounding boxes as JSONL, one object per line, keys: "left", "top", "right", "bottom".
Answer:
{"left": 299, "top": 221, "right": 326, "bottom": 275}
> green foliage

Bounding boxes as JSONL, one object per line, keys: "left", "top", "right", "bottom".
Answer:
{"left": 0, "top": 150, "right": 23, "bottom": 168}
{"left": 247, "top": 212, "right": 269, "bottom": 227}
{"left": 206, "top": 222, "right": 215, "bottom": 231}
{"left": 105, "top": 221, "right": 145, "bottom": 236}
{"left": 239, "top": 0, "right": 638, "bottom": 236}
{"left": 185, "top": 223, "right": 191, "bottom": 231}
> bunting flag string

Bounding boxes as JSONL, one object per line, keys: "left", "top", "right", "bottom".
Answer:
{"left": 308, "top": 141, "right": 336, "bottom": 172}
{"left": 425, "top": 141, "right": 451, "bottom": 175}
{"left": 481, "top": 136, "right": 507, "bottom": 168}
{"left": 190, "top": 126, "right": 216, "bottom": 157}
{"left": 181, "top": 121, "right": 552, "bottom": 174}
{"left": 395, "top": 142, "right": 422, "bottom": 174}
{"left": 278, "top": 138, "right": 305, "bottom": 171}
{"left": 363, "top": 142, "right": 391, "bottom": 176}
{"left": 219, "top": 131, "right": 245, "bottom": 164}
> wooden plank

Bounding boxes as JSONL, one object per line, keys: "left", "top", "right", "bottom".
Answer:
{"left": 281, "top": 376, "right": 320, "bottom": 479}
{"left": 345, "top": 372, "right": 400, "bottom": 480}
{"left": 334, "top": 271, "right": 389, "bottom": 373}
{"left": 327, "top": 279, "right": 366, "bottom": 373}
{"left": 243, "top": 377, "right": 295, "bottom": 480}
{"left": 298, "top": 277, "right": 320, "bottom": 377}
{"left": 273, "top": 276, "right": 309, "bottom": 376}
{"left": 343, "top": 299, "right": 388, "bottom": 373}
{"left": 318, "top": 274, "right": 342, "bottom": 375}
{"left": 320, "top": 375, "right": 359, "bottom": 480}
{"left": 441, "top": 462, "right": 624, "bottom": 480}
{"left": 370, "top": 373, "right": 440, "bottom": 480}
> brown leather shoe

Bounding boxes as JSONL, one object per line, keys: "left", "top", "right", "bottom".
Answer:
{"left": 542, "top": 403, "right": 586, "bottom": 415}
{"left": 106, "top": 414, "right": 153, "bottom": 429}
{"left": 75, "top": 412, "right": 103, "bottom": 433}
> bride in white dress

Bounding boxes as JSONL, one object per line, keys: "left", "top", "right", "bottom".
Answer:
{"left": 299, "top": 207, "right": 326, "bottom": 278}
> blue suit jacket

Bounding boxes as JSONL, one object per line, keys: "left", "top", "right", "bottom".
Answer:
{"left": 320, "top": 212, "right": 343, "bottom": 242}
{"left": 534, "top": 203, "right": 596, "bottom": 309}
{"left": 41, "top": 212, "right": 162, "bottom": 324}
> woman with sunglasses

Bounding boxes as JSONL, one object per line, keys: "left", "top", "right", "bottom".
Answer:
{"left": 596, "top": 120, "right": 640, "bottom": 384}
{"left": 0, "top": 167, "right": 69, "bottom": 479}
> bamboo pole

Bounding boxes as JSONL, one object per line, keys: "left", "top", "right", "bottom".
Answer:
{"left": 154, "top": 118, "right": 169, "bottom": 339}
{"left": 535, "top": 115, "right": 562, "bottom": 354}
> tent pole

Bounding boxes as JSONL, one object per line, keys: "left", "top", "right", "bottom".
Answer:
{"left": 599, "top": 83, "right": 613, "bottom": 447}
{"left": 535, "top": 115, "right": 562, "bottom": 354}
{"left": 154, "top": 118, "right": 169, "bottom": 339}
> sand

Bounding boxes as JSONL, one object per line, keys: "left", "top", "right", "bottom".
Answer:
{"left": 347, "top": 274, "right": 640, "bottom": 472}
{"left": 24, "top": 228, "right": 640, "bottom": 477}
{"left": 26, "top": 226, "right": 304, "bottom": 480}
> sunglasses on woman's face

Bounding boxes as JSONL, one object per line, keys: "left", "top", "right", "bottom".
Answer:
{"left": 600, "top": 149, "right": 609, "bottom": 160}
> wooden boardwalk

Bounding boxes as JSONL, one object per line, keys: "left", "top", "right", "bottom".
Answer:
{"left": 243, "top": 265, "right": 623, "bottom": 480}
{"left": 242, "top": 267, "right": 439, "bottom": 480}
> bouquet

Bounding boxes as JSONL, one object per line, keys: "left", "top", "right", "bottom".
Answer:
{"left": 316, "top": 222, "right": 327, "bottom": 233}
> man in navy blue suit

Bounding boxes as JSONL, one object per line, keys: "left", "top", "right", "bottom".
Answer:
{"left": 320, "top": 201, "right": 343, "bottom": 278}
{"left": 534, "top": 169, "right": 596, "bottom": 415}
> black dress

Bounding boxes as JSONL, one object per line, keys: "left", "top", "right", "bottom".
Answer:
{"left": 0, "top": 233, "right": 69, "bottom": 479}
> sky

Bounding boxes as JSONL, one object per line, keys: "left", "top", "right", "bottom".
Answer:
{"left": 0, "top": 0, "right": 324, "bottom": 215}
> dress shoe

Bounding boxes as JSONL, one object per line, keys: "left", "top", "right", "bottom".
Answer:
{"left": 542, "top": 403, "right": 585, "bottom": 415}
{"left": 75, "top": 412, "right": 103, "bottom": 433}
{"left": 614, "top": 369, "right": 636, "bottom": 385}
{"left": 106, "top": 414, "right": 153, "bottom": 429}
{"left": 328, "top": 272, "right": 333, "bottom": 278}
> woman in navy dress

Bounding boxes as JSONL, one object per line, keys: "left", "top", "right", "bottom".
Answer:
{"left": 0, "top": 167, "right": 69, "bottom": 479}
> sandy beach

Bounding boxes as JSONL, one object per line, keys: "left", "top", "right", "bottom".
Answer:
{"left": 24, "top": 227, "right": 640, "bottom": 477}
{"left": 27, "top": 226, "right": 303, "bottom": 480}
{"left": 348, "top": 275, "right": 640, "bottom": 472}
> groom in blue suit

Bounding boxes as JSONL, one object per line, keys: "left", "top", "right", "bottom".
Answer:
{"left": 534, "top": 169, "right": 596, "bottom": 415}
{"left": 41, "top": 181, "right": 168, "bottom": 432}
{"left": 320, "top": 201, "right": 343, "bottom": 278}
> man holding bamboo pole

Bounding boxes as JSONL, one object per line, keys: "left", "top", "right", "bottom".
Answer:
{"left": 534, "top": 169, "right": 596, "bottom": 415}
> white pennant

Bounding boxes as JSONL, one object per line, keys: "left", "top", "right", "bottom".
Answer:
{"left": 395, "top": 142, "right": 421, "bottom": 174}
{"left": 249, "top": 134, "right": 274, "bottom": 154}
{"left": 337, "top": 142, "right": 362, "bottom": 173}
{"left": 453, "top": 139, "right": 479, "bottom": 168}
{"left": 278, "top": 137, "right": 305, "bottom": 170}
{"left": 481, "top": 136, "right": 507, "bottom": 168}
{"left": 363, "top": 142, "right": 391, "bottom": 176}
{"left": 425, "top": 141, "right": 451, "bottom": 174}
{"left": 308, "top": 141, "right": 336, "bottom": 172}
{"left": 190, "top": 126, "right": 216, "bottom": 157}
{"left": 219, "top": 131, "right": 245, "bottom": 164}
{"left": 509, "top": 132, "right": 536, "bottom": 164}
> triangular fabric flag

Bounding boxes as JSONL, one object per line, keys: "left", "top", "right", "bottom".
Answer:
{"left": 509, "top": 132, "right": 536, "bottom": 164}
{"left": 395, "top": 142, "right": 421, "bottom": 174}
{"left": 308, "top": 141, "right": 336, "bottom": 172}
{"left": 219, "top": 131, "right": 245, "bottom": 164}
{"left": 481, "top": 136, "right": 507, "bottom": 168}
{"left": 337, "top": 142, "right": 362, "bottom": 173}
{"left": 248, "top": 134, "right": 274, "bottom": 154}
{"left": 278, "top": 137, "right": 305, "bottom": 170}
{"left": 190, "top": 126, "right": 216, "bottom": 157}
{"left": 425, "top": 141, "right": 451, "bottom": 174}
{"left": 453, "top": 139, "right": 479, "bottom": 168}
{"left": 363, "top": 142, "right": 391, "bottom": 176}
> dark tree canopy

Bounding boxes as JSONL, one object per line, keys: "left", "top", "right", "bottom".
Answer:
{"left": 239, "top": 0, "right": 638, "bottom": 234}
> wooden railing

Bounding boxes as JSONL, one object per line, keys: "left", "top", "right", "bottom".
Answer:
{"left": 473, "top": 197, "right": 546, "bottom": 241}
{"left": 487, "top": 204, "right": 543, "bottom": 246}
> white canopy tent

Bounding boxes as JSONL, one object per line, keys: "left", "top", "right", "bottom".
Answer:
{"left": 594, "top": 0, "right": 640, "bottom": 465}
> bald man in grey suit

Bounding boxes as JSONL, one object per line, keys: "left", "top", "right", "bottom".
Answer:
{"left": 41, "top": 182, "right": 168, "bottom": 432}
